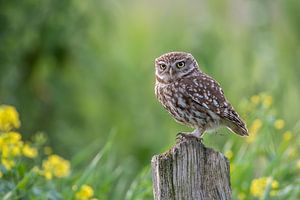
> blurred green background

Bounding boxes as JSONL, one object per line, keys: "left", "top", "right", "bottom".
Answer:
{"left": 0, "top": 0, "right": 299, "bottom": 177}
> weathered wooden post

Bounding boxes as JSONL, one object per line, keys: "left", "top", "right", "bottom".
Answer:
{"left": 151, "top": 137, "right": 231, "bottom": 200}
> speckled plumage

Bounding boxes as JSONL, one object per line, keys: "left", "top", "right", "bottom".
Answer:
{"left": 155, "top": 52, "right": 248, "bottom": 137}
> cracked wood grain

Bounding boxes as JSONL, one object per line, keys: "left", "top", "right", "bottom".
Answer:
{"left": 151, "top": 138, "right": 231, "bottom": 200}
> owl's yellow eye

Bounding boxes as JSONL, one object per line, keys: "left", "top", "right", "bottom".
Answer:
{"left": 176, "top": 61, "right": 185, "bottom": 68}
{"left": 160, "top": 64, "right": 167, "bottom": 70}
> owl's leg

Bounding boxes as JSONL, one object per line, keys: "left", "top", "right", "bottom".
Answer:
{"left": 191, "top": 128, "right": 204, "bottom": 138}
{"left": 176, "top": 128, "right": 203, "bottom": 141}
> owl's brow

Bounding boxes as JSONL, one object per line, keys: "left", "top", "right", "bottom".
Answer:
{"left": 157, "top": 61, "right": 167, "bottom": 65}
{"left": 175, "top": 59, "right": 186, "bottom": 63}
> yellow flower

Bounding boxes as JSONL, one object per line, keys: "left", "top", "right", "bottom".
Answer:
{"left": 44, "top": 171, "right": 52, "bottom": 180}
{"left": 75, "top": 184, "right": 94, "bottom": 200}
{"left": 283, "top": 131, "right": 292, "bottom": 142}
{"left": 22, "top": 144, "right": 38, "bottom": 158}
{"left": 0, "top": 105, "right": 21, "bottom": 132}
{"left": 42, "top": 154, "right": 70, "bottom": 180}
{"left": 251, "top": 95, "right": 260, "bottom": 105}
{"left": 225, "top": 150, "right": 233, "bottom": 160}
{"left": 6, "top": 131, "right": 21, "bottom": 142}
{"left": 246, "top": 119, "right": 262, "bottom": 143}
{"left": 250, "top": 177, "right": 279, "bottom": 198}
{"left": 297, "top": 160, "right": 300, "bottom": 169}
{"left": 0, "top": 132, "right": 23, "bottom": 158}
{"left": 10, "top": 145, "right": 22, "bottom": 156}
{"left": 0, "top": 132, "right": 22, "bottom": 170}
{"left": 1, "top": 158, "right": 15, "bottom": 170}
{"left": 1, "top": 145, "right": 9, "bottom": 157}
{"left": 261, "top": 94, "right": 272, "bottom": 108}
{"left": 251, "top": 119, "right": 262, "bottom": 134}
{"left": 274, "top": 119, "right": 285, "bottom": 130}
{"left": 271, "top": 180, "right": 279, "bottom": 189}
{"left": 250, "top": 177, "right": 268, "bottom": 198}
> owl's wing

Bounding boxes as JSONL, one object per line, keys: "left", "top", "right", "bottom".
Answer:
{"left": 182, "top": 74, "right": 248, "bottom": 136}
{"left": 183, "top": 74, "right": 228, "bottom": 115}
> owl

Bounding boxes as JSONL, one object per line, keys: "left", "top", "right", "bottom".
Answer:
{"left": 154, "top": 52, "right": 248, "bottom": 139}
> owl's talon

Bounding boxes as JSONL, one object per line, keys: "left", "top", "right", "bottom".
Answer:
{"left": 176, "top": 132, "right": 200, "bottom": 141}
{"left": 176, "top": 132, "right": 183, "bottom": 137}
{"left": 176, "top": 132, "right": 186, "bottom": 140}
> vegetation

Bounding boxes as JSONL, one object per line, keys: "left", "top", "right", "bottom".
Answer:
{"left": 1, "top": 94, "right": 299, "bottom": 199}
{"left": 0, "top": 0, "right": 299, "bottom": 199}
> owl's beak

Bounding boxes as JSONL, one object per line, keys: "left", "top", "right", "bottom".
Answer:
{"left": 169, "top": 67, "right": 175, "bottom": 77}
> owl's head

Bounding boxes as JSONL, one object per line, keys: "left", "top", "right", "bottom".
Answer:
{"left": 155, "top": 52, "right": 199, "bottom": 83}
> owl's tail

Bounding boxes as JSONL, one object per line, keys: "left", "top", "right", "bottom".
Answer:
{"left": 222, "top": 110, "right": 248, "bottom": 136}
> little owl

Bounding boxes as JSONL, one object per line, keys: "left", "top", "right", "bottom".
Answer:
{"left": 155, "top": 52, "right": 248, "bottom": 139}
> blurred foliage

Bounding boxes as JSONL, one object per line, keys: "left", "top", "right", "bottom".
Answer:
{"left": 0, "top": 105, "right": 133, "bottom": 199}
{"left": 0, "top": 0, "right": 300, "bottom": 199}
{"left": 1, "top": 96, "right": 299, "bottom": 199}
